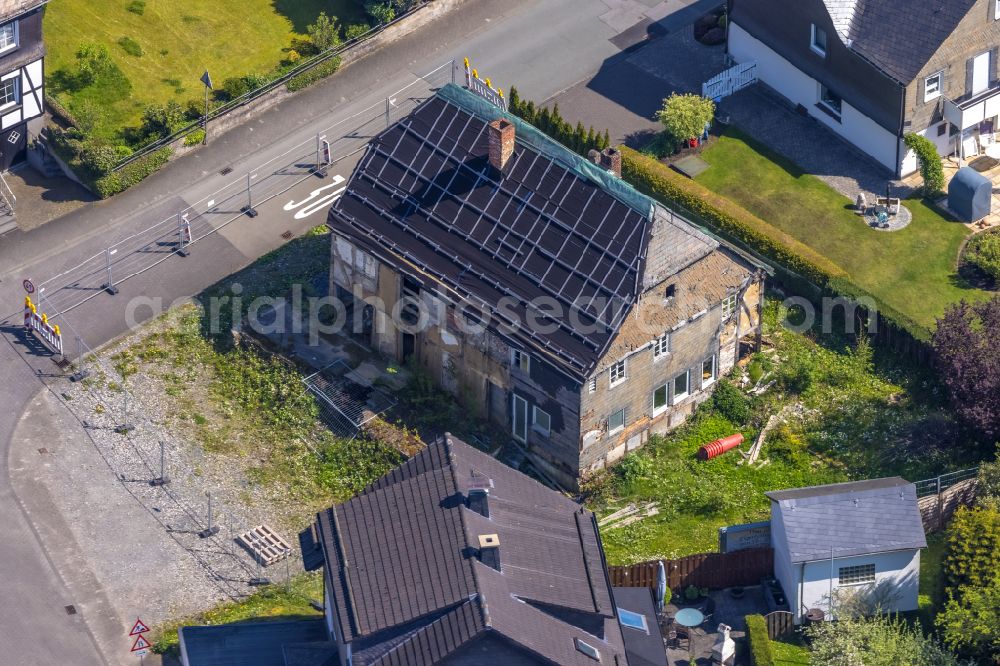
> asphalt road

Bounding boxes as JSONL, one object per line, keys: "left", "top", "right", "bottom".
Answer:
{"left": 0, "top": 0, "right": 698, "bottom": 662}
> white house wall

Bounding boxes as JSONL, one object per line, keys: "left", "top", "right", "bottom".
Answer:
{"left": 729, "top": 23, "right": 906, "bottom": 176}
{"left": 22, "top": 57, "right": 43, "bottom": 121}
{"left": 800, "top": 549, "right": 921, "bottom": 620}
{"left": 769, "top": 505, "right": 800, "bottom": 619}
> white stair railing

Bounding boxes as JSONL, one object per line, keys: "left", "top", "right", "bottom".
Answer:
{"left": 0, "top": 171, "right": 14, "bottom": 214}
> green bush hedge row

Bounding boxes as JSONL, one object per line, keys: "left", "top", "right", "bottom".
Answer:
{"left": 620, "top": 147, "right": 845, "bottom": 285}
{"left": 286, "top": 57, "right": 342, "bottom": 92}
{"left": 618, "top": 146, "right": 930, "bottom": 340}
{"left": 964, "top": 230, "right": 1000, "bottom": 285}
{"left": 94, "top": 147, "right": 172, "bottom": 199}
{"left": 745, "top": 614, "right": 775, "bottom": 666}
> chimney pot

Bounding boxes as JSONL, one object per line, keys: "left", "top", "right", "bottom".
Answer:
{"left": 488, "top": 118, "right": 515, "bottom": 172}
{"left": 600, "top": 147, "right": 621, "bottom": 178}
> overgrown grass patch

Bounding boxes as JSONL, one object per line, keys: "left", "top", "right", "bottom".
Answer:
{"left": 695, "top": 128, "right": 992, "bottom": 330}
{"left": 588, "top": 299, "right": 969, "bottom": 564}
{"left": 151, "top": 572, "right": 323, "bottom": 655}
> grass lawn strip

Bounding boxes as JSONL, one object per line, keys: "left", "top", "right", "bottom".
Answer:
{"left": 695, "top": 129, "right": 992, "bottom": 330}
{"left": 44, "top": 0, "right": 367, "bottom": 139}
{"left": 151, "top": 571, "right": 324, "bottom": 654}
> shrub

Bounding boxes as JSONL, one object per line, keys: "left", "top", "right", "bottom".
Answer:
{"left": 964, "top": 230, "right": 1000, "bottom": 284}
{"left": 117, "top": 36, "right": 144, "bottom": 57}
{"left": 139, "top": 101, "right": 184, "bottom": 140}
{"left": 93, "top": 147, "right": 172, "bottom": 198}
{"left": 286, "top": 57, "right": 342, "bottom": 92}
{"left": 126, "top": 0, "right": 145, "bottom": 15}
{"left": 684, "top": 585, "right": 700, "bottom": 601}
{"left": 745, "top": 614, "right": 775, "bottom": 666}
{"left": 656, "top": 93, "right": 715, "bottom": 142}
{"left": 904, "top": 133, "right": 945, "bottom": 197}
{"left": 184, "top": 130, "right": 205, "bottom": 147}
{"left": 78, "top": 144, "right": 120, "bottom": 178}
{"left": 307, "top": 12, "right": 340, "bottom": 52}
{"left": 615, "top": 453, "right": 652, "bottom": 487}
{"left": 932, "top": 297, "right": 1000, "bottom": 438}
{"left": 220, "top": 74, "right": 270, "bottom": 101}
{"left": 507, "top": 87, "right": 609, "bottom": 158}
{"left": 809, "top": 614, "right": 966, "bottom": 666}
{"left": 343, "top": 23, "right": 370, "bottom": 41}
{"left": 943, "top": 505, "right": 1000, "bottom": 592}
{"left": 747, "top": 361, "right": 764, "bottom": 385}
{"left": 711, "top": 380, "right": 750, "bottom": 424}
{"left": 74, "top": 43, "right": 116, "bottom": 85}
{"left": 366, "top": 2, "right": 395, "bottom": 24}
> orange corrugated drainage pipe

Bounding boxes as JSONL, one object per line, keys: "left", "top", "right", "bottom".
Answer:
{"left": 697, "top": 433, "right": 744, "bottom": 461}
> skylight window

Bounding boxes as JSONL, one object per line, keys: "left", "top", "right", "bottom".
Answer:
{"left": 617, "top": 608, "right": 649, "bottom": 633}
{"left": 575, "top": 638, "right": 601, "bottom": 661}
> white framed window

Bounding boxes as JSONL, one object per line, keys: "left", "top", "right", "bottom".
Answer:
{"left": 722, "top": 293, "right": 738, "bottom": 320}
{"left": 0, "top": 21, "right": 16, "bottom": 54}
{"left": 838, "top": 563, "right": 876, "bottom": 585}
{"left": 511, "top": 349, "right": 531, "bottom": 373}
{"left": 588, "top": 376, "right": 597, "bottom": 393}
{"left": 0, "top": 74, "right": 17, "bottom": 111}
{"left": 819, "top": 83, "right": 842, "bottom": 117}
{"left": 652, "top": 334, "right": 670, "bottom": 360}
{"left": 608, "top": 408, "right": 625, "bottom": 434}
{"left": 924, "top": 71, "right": 943, "bottom": 101}
{"left": 532, "top": 406, "right": 551, "bottom": 436}
{"left": 617, "top": 608, "right": 649, "bottom": 634}
{"left": 810, "top": 24, "right": 827, "bottom": 56}
{"left": 355, "top": 251, "right": 377, "bottom": 280}
{"left": 702, "top": 355, "right": 716, "bottom": 388}
{"left": 652, "top": 383, "right": 668, "bottom": 415}
{"left": 673, "top": 370, "right": 690, "bottom": 404}
{"left": 609, "top": 359, "right": 627, "bottom": 387}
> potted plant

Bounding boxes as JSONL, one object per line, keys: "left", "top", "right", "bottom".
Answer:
{"left": 684, "top": 585, "right": 701, "bottom": 603}
{"left": 729, "top": 586, "right": 745, "bottom": 599}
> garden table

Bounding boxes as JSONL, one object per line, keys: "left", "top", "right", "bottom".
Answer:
{"left": 674, "top": 607, "right": 704, "bottom": 627}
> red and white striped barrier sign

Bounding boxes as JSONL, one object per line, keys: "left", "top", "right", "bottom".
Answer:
{"left": 23, "top": 296, "right": 63, "bottom": 355}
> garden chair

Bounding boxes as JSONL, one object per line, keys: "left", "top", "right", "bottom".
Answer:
{"left": 702, "top": 598, "right": 715, "bottom": 625}
{"left": 665, "top": 629, "right": 677, "bottom": 649}
{"left": 676, "top": 627, "right": 691, "bottom": 650}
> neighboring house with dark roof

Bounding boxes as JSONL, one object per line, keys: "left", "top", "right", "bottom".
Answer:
{"left": 728, "top": 0, "right": 1000, "bottom": 176}
{"left": 292, "top": 433, "right": 666, "bottom": 666}
{"left": 766, "top": 477, "right": 927, "bottom": 624}
{"left": 0, "top": 0, "right": 45, "bottom": 172}
{"left": 326, "top": 83, "right": 764, "bottom": 488}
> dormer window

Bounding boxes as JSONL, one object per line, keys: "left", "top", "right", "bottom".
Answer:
{"left": 810, "top": 24, "right": 827, "bottom": 56}
{"left": 0, "top": 21, "right": 17, "bottom": 54}
{"left": 511, "top": 349, "right": 531, "bottom": 373}
{"left": 575, "top": 638, "right": 601, "bottom": 661}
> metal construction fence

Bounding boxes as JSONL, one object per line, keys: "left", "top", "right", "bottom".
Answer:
{"left": 33, "top": 60, "right": 456, "bottom": 317}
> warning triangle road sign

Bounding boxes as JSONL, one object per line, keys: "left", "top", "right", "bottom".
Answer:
{"left": 129, "top": 618, "right": 150, "bottom": 636}
{"left": 131, "top": 634, "right": 151, "bottom": 652}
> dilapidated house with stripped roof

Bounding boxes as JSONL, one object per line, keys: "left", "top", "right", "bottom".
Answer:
{"left": 297, "top": 433, "right": 667, "bottom": 666}
{"left": 326, "top": 83, "right": 765, "bottom": 489}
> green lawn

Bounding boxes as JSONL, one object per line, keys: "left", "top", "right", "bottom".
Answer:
{"left": 695, "top": 129, "right": 994, "bottom": 331}
{"left": 44, "top": 0, "right": 367, "bottom": 139}
{"left": 916, "top": 532, "right": 947, "bottom": 632}
{"left": 772, "top": 637, "right": 811, "bottom": 665}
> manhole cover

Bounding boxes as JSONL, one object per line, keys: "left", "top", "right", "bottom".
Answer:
{"left": 219, "top": 166, "right": 233, "bottom": 176}
{"left": 65, "top": 605, "right": 77, "bottom": 615}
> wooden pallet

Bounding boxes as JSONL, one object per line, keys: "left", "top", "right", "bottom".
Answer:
{"left": 237, "top": 524, "right": 292, "bottom": 566}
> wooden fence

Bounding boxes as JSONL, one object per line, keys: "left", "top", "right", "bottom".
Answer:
{"left": 917, "top": 476, "right": 979, "bottom": 532}
{"left": 608, "top": 548, "right": 774, "bottom": 591}
{"left": 765, "top": 611, "right": 794, "bottom": 640}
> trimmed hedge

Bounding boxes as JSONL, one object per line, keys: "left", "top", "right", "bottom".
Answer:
{"left": 286, "top": 57, "right": 342, "bottom": 92}
{"left": 746, "top": 614, "right": 775, "bottom": 666}
{"left": 619, "top": 146, "right": 930, "bottom": 341}
{"left": 94, "top": 147, "right": 172, "bottom": 199}
{"left": 904, "top": 132, "right": 944, "bottom": 197}
{"left": 620, "top": 146, "right": 846, "bottom": 287}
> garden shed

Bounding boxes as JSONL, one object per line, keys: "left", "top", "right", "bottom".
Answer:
{"left": 766, "top": 478, "right": 926, "bottom": 624}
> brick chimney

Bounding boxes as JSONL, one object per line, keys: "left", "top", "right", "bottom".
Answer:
{"left": 488, "top": 118, "right": 515, "bottom": 172}
{"left": 599, "top": 147, "right": 621, "bottom": 178}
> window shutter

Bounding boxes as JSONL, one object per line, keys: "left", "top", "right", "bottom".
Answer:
{"left": 966, "top": 57, "right": 975, "bottom": 97}
{"left": 992, "top": 47, "right": 999, "bottom": 87}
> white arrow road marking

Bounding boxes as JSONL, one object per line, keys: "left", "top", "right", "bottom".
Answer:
{"left": 294, "top": 186, "right": 346, "bottom": 219}
{"left": 283, "top": 175, "right": 346, "bottom": 211}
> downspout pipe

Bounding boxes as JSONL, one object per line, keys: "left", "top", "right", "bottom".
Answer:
{"left": 895, "top": 82, "right": 907, "bottom": 179}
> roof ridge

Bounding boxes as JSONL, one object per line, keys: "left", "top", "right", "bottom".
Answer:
{"left": 443, "top": 434, "right": 486, "bottom": 620}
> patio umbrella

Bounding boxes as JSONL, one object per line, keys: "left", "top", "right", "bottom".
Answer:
{"left": 656, "top": 560, "right": 667, "bottom": 614}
